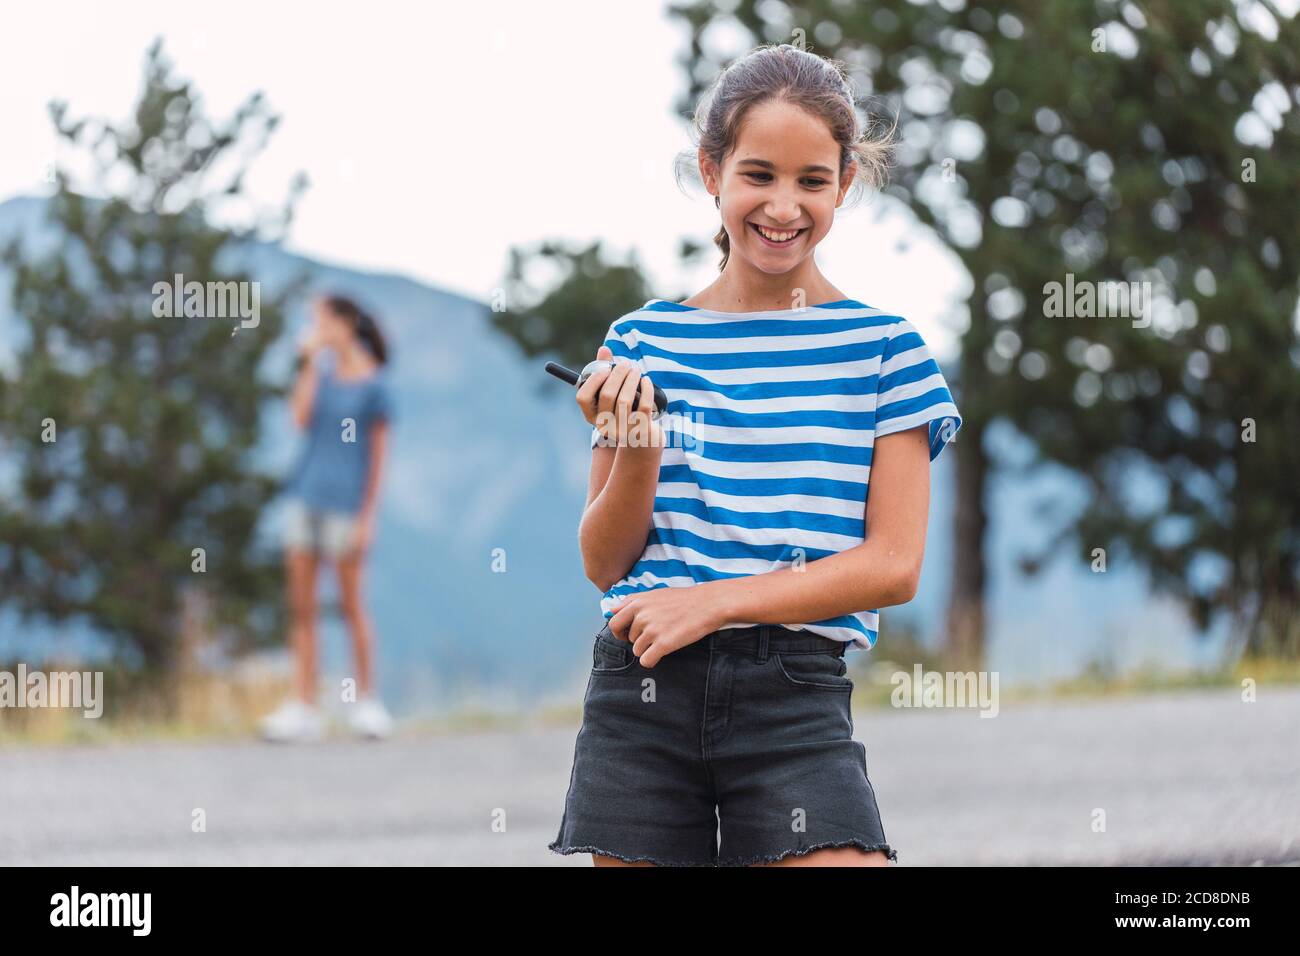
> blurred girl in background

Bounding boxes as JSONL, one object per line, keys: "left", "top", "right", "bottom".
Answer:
{"left": 261, "top": 294, "right": 396, "bottom": 742}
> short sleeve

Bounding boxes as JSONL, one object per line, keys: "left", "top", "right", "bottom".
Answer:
{"left": 370, "top": 375, "right": 394, "bottom": 424}
{"left": 875, "top": 318, "right": 962, "bottom": 462}
{"left": 588, "top": 318, "right": 643, "bottom": 449}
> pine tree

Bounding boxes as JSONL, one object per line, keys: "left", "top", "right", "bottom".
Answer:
{"left": 672, "top": 0, "right": 1300, "bottom": 662}
{"left": 490, "top": 240, "right": 655, "bottom": 376}
{"left": 0, "top": 40, "right": 308, "bottom": 683}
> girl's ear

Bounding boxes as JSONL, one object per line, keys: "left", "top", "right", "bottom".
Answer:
{"left": 836, "top": 158, "right": 858, "bottom": 208}
{"left": 698, "top": 148, "right": 720, "bottom": 199}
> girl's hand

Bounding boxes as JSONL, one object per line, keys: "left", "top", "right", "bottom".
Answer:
{"left": 577, "top": 346, "right": 664, "bottom": 450}
{"left": 298, "top": 323, "right": 325, "bottom": 361}
{"left": 606, "top": 584, "right": 729, "bottom": 668}
{"left": 350, "top": 512, "right": 375, "bottom": 556}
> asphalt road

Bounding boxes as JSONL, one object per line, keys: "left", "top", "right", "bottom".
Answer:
{"left": 3, "top": 686, "right": 1298, "bottom": 866}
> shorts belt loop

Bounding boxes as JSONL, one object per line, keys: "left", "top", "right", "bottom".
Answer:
{"left": 756, "top": 626, "right": 770, "bottom": 665}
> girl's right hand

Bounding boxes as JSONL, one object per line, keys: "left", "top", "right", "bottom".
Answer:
{"left": 577, "top": 346, "right": 664, "bottom": 450}
{"left": 298, "top": 324, "right": 324, "bottom": 361}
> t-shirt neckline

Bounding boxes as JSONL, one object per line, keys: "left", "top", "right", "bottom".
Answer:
{"left": 647, "top": 298, "right": 865, "bottom": 316}
{"left": 329, "top": 366, "right": 380, "bottom": 386}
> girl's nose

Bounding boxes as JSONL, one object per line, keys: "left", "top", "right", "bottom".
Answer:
{"left": 765, "top": 196, "right": 803, "bottom": 225}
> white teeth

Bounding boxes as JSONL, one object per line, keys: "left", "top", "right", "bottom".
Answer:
{"left": 755, "top": 224, "right": 799, "bottom": 242}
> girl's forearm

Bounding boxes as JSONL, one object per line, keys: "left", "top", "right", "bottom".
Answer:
{"left": 290, "top": 358, "right": 318, "bottom": 429}
{"left": 706, "top": 540, "right": 921, "bottom": 629}
{"left": 358, "top": 426, "right": 388, "bottom": 521}
{"left": 579, "top": 444, "right": 663, "bottom": 592}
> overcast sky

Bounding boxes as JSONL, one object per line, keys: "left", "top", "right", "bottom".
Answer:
{"left": 1, "top": 0, "right": 975, "bottom": 358}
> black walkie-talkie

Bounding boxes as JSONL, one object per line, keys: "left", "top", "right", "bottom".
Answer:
{"left": 545, "top": 360, "right": 667, "bottom": 417}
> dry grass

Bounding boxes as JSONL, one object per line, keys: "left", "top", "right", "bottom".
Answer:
{"left": 847, "top": 653, "right": 1300, "bottom": 709}
{"left": 3, "top": 651, "right": 1297, "bottom": 746}
{"left": 0, "top": 662, "right": 292, "bottom": 747}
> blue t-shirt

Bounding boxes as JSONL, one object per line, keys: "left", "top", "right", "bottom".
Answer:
{"left": 286, "top": 353, "right": 394, "bottom": 514}
{"left": 590, "top": 298, "right": 962, "bottom": 650}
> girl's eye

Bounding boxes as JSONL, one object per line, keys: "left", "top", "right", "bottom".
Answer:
{"left": 742, "top": 172, "right": 829, "bottom": 188}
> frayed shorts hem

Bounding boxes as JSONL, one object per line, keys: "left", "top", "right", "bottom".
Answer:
{"left": 548, "top": 838, "right": 897, "bottom": 866}
{"left": 547, "top": 841, "right": 718, "bottom": 867}
{"left": 720, "top": 839, "right": 898, "bottom": 866}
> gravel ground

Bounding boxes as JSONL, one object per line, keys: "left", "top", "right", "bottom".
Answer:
{"left": 2, "top": 686, "right": 1297, "bottom": 866}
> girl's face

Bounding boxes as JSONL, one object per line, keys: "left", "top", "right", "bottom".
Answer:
{"left": 701, "top": 98, "right": 855, "bottom": 276}
{"left": 313, "top": 299, "right": 352, "bottom": 349}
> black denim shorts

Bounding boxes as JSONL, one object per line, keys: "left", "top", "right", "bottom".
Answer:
{"left": 549, "top": 620, "right": 897, "bottom": 866}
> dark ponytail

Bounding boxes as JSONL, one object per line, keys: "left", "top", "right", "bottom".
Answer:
{"left": 713, "top": 195, "right": 728, "bottom": 273}
{"left": 324, "top": 294, "right": 388, "bottom": 365}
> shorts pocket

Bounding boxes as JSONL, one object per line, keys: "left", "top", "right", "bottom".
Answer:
{"left": 591, "top": 629, "right": 637, "bottom": 675}
{"left": 773, "top": 651, "right": 853, "bottom": 692}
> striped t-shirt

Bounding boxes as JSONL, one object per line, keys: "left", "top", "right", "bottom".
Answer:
{"left": 589, "top": 298, "right": 962, "bottom": 650}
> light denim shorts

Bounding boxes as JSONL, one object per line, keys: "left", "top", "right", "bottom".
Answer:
{"left": 282, "top": 499, "right": 358, "bottom": 560}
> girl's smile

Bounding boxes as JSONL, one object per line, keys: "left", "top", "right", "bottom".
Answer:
{"left": 747, "top": 221, "right": 809, "bottom": 247}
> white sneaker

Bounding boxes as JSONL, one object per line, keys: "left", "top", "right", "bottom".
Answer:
{"left": 260, "top": 700, "right": 326, "bottom": 743}
{"left": 347, "top": 697, "right": 394, "bottom": 740}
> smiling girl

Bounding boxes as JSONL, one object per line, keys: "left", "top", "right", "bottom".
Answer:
{"left": 549, "top": 43, "right": 962, "bottom": 867}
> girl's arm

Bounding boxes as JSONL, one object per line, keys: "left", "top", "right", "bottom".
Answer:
{"left": 579, "top": 440, "right": 663, "bottom": 592}
{"left": 576, "top": 350, "right": 664, "bottom": 591}
{"left": 705, "top": 424, "right": 932, "bottom": 626}
{"left": 353, "top": 419, "right": 390, "bottom": 553}
{"left": 358, "top": 419, "right": 389, "bottom": 521}
{"left": 289, "top": 350, "right": 320, "bottom": 430}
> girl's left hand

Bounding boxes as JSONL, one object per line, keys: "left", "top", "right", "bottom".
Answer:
{"left": 351, "top": 514, "right": 375, "bottom": 556}
{"left": 607, "top": 584, "right": 730, "bottom": 668}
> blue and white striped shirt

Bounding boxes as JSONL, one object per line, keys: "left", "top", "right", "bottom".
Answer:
{"left": 590, "top": 298, "right": 962, "bottom": 650}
